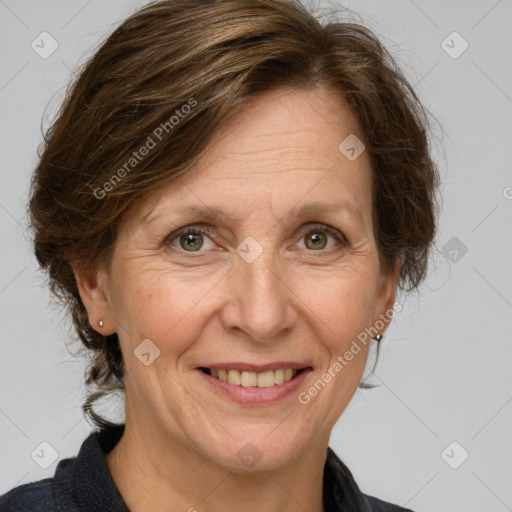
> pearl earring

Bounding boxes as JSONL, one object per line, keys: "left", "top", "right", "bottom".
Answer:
{"left": 98, "top": 320, "right": 104, "bottom": 328}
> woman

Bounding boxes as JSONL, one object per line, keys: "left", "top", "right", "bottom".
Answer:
{"left": 0, "top": 0, "right": 438, "bottom": 510}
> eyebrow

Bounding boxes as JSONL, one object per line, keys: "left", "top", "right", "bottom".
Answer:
{"left": 141, "top": 200, "right": 361, "bottom": 225}
{"left": 287, "top": 200, "right": 361, "bottom": 220}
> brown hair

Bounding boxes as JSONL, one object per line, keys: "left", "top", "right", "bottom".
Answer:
{"left": 29, "top": 0, "right": 439, "bottom": 428}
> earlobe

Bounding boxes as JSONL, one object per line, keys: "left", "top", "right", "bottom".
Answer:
{"left": 70, "top": 261, "right": 115, "bottom": 335}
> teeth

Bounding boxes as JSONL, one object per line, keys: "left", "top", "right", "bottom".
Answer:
{"left": 257, "top": 371, "right": 275, "bottom": 388}
{"left": 241, "top": 371, "right": 257, "bottom": 387}
{"left": 209, "top": 368, "right": 299, "bottom": 387}
{"left": 227, "top": 370, "right": 241, "bottom": 385}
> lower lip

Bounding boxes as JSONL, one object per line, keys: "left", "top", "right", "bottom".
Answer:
{"left": 197, "top": 368, "right": 312, "bottom": 405}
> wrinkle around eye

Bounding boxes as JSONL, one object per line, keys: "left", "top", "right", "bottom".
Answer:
{"left": 141, "top": 214, "right": 371, "bottom": 259}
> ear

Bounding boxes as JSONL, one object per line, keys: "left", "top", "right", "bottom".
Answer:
{"left": 371, "top": 257, "right": 400, "bottom": 336}
{"left": 70, "top": 261, "right": 115, "bottom": 335}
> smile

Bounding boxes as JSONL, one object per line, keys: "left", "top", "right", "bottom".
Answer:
{"left": 200, "top": 367, "right": 304, "bottom": 387}
{"left": 198, "top": 365, "right": 312, "bottom": 405}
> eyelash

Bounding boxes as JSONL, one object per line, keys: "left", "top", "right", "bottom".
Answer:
{"left": 164, "top": 223, "right": 347, "bottom": 256}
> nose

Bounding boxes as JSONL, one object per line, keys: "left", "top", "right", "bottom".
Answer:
{"left": 220, "top": 247, "right": 297, "bottom": 344}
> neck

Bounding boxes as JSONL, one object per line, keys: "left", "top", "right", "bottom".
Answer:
{"left": 105, "top": 412, "right": 327, "bottom": 512}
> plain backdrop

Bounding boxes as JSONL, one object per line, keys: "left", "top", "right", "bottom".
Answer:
{"left": 1, "top": 1, "right": 511, "bottom": 510}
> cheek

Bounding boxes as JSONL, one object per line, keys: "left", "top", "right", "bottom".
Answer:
{"left": 293, "top": 266, "right": 376, "bottom": 425}
{"left": 109, "top": 243, "right": 380, "bottom": 369}
{"left": 295, "top": 263, "right": 378, "bottom": 348}
{"left": 109, "top": 260, "right": 223, "bottom": 357}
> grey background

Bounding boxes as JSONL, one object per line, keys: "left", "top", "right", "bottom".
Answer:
{"left": 1, "top": 1, "right": 511, "bottom": 510}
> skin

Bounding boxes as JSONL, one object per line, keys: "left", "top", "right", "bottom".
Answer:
{"left": 73, "top": 86, "right": 399, "bottom": 512}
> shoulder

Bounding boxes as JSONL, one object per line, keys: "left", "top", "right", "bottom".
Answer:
{"left": 0, "top": 457, "right": 80, "bottom": 511}
{"left": 364, "top": 494, "right": 414, "bottom": 512}
{"left": 325, "top": 447, "right": 414, "bottom": 512}
{"left": 0, "top": 424, "right": 126, "bottom": 512}
{"left": 0, "top": 478, "right": 57, "bottom": 512}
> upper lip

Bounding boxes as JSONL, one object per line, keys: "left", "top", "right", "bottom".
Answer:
{"left": 198, "top": 362, "right": 312, "bottom": 373}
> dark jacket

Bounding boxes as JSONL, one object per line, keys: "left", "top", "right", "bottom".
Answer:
{"left": 0, "top": 424, "right": 413, "bottom": 511}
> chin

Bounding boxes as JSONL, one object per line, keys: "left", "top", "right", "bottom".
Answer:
{"left": 198, "top": 424, "right": 314, "bottom": 474}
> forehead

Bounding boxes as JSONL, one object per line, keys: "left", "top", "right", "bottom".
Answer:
{"left": 129, "top": 87, "right": 372, "bottom": 228}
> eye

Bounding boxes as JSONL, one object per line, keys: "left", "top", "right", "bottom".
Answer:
{"left": 164, "top": 223, "right": 347, "bottom": 256}
{"left": 166, "top": 225, "right": 217, "bottom": 252}
{"left": 296, "top": 224, "right": 346, "bottom": 251}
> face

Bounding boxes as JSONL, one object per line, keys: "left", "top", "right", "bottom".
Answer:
{"left": 76, "top": 87, "right": 398, "bottom": 472}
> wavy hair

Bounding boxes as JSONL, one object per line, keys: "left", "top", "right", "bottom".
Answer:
{"left": 28, "top": 0, "right": 439, "bottom": 428}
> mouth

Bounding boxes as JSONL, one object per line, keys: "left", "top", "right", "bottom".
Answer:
{"left": 199, "top": 367, "right": 309, "bottom": 388}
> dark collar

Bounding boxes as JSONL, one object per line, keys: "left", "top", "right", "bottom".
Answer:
{"left": 53, "top": 424, "right": 129, "bottom": 511}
